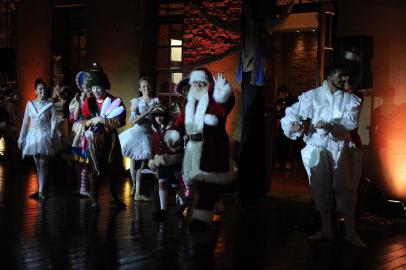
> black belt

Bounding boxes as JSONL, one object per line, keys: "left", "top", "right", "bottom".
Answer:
{"left": 185, "top": 133, "right": 203, "bottom": 142}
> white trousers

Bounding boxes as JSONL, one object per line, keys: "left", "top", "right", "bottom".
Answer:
{"left": 306, "top": 147, "right": 363, "bottom": 214}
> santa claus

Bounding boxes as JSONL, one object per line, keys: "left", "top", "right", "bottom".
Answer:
{"left": 174, "top": 67, "right": 235, "bottom": 231}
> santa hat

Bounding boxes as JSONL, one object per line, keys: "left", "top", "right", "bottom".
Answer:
{"left": 189, "top": 68, "right": 214, "bottom": 85}
{"left": 75, "top": 71, "right": 89, "bottom": 91}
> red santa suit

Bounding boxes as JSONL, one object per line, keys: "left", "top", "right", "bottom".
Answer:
{"left": 175, "top": 70, "right": 234, "bottom": 184}
{"left": 174, "top": 69, "right": 234, "bottom": 227}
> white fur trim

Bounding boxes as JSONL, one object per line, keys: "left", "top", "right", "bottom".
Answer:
{"left": 204, "top": 114, "right": 218, "bottom": 126}
{"left": 164, "top": 130, "right": 181, "bottom": 145}
{"left": 185, "top": 89, "right": 209, "bottom": 134}
{"left": 164, "top": 130, "right": 182, "bottom": 152}
{"left": 213, "top": 82, "right": 232, "bottom": 104}
{"left": 183, "top": 141, "right": 203, "bottom": 182}
{"left": 192, "top": 209, "right": 213, "bottom": 223}
{"left": 183, "top": 140, "right": 235, "bottom": 185}
{"left": 189, "top": 70, "right": 208, "bottom": 83}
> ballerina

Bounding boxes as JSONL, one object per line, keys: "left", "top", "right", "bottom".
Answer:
{"left": 18, "top": 78, "right": 62, "bottom": 200}
{"left": 119, "top": 77, "right": 159, "bottom": 201}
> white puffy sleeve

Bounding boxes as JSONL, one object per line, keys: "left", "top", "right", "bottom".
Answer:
{"left": 339, "top": 94, "right": 361, "bottom": 130}
{"left": 328, "top": 94, "right": 361, "bottom": 139}
{"left": 280, "top": 90, "right": 313, "bottom": 140}
{"left": 129, "top": 98, "right": 139, "bottom": 124}
{"left": 18, "top": 102, "right": 31, "bottom": 145}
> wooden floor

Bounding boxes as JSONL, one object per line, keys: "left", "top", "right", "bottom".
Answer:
{"left": 0, "top": 161, "right": 405, "bottom": 270}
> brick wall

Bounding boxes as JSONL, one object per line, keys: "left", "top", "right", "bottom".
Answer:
{"left": 272, "top": 31, "right": 318, "bottom": 97}
{"left": 183, "top": 0, "right": 242, "bottom": 67}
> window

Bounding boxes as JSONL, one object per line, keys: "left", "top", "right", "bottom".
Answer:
{"left": 159, "top": 2, "right": 184, "bottom": 16}
{"left": 156, "top": 1, "right": 184, "bottom": 94}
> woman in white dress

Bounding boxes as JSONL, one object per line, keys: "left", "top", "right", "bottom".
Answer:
{"left": 18, "top": 78, "right": 62, "bottom": 200}
{"left": 119, "top": 77, "right": 159, "bottom": 201}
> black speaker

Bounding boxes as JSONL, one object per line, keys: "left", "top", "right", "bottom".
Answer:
{"left": 336, "top": 36, "right": 373, "bottom": 90}
{"left": 0, "top": 48, "right": 16, "bottom": 81}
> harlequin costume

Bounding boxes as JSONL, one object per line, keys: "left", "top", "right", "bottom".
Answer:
{"left": 81, "top": 63, "right": 126, "bottom": 210}
{"left": 68, "top": 71, "right": 91, "bottom": 196}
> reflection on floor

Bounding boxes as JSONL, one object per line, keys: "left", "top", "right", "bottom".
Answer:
{"left": 0, "top": 162, "right": 405, "bottom": 270}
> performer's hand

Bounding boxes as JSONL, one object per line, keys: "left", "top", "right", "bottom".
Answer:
{"left": 130, "top": 103, "right": 136, "bottom": 112}
{"left": 85, "top": 118, "right": 96, "bottom": 127}
{"left": 315, "top": 121, "right": 327, "bottom": 129}
{"left": 292, "top": 121, "right": 302, "bottom": 133}
{"left": 214, "top": 73, "right": 226, "bottom": 88}
{"left": 90, "top": 116, "right": 105, "bottom": 126}
{"left": 17, "top": 141, "right": 23, "bottom": 150}
{"left": 85, "top": 119, "right": 91, "bottom": 127}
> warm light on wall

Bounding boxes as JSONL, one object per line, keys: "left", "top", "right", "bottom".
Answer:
{"left": 375, "top": 125, "right": 406, "bottom": 200}
{"left": 0, "top": 137, "right": 5, "bottom": 156}
{"left": 368, "top": 99, "right": 406, "bottom": 201}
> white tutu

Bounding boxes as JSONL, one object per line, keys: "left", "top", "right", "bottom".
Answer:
{"left": 119, "top": 124, "right": 152, "bottom": 160}
{"left": 22, "top": 128, "right": 62, "bottom": 157}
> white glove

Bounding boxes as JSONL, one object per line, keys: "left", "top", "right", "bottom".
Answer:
{"left": 214, "top": 73, "right": 226, "bottom": 89}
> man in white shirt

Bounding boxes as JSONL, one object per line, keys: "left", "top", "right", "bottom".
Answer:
{"left": 281, "top": 63, "right": 366, "bottom": 248}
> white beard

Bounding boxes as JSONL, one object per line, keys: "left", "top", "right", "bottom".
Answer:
{"left": 189, "top": 85, "right": 208, "bottom": 101}
{"left": 185, "top": 85, "right": 209, "bottom": 135}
